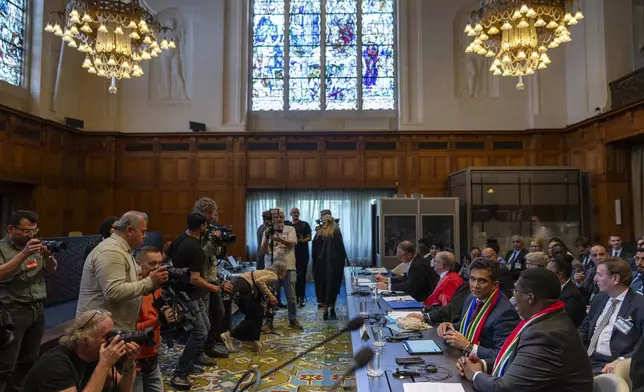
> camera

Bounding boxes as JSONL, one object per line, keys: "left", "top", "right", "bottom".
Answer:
{"left": 153, "top": 286, "right": 197, "bottom": 348}
{"left": 161, "top": 263, "right": 191, "bottom": 284}
{"left": 0, "top": 308, "right": 14, "bottom": 350}
{"left": 105, "top": 327, "right": 155, "bottom": 347}
{"left": 41, "top": 240, "right": 67, "bottom": 253}
{"left": 315, "top": 218, "right": 340, "bottom": 226}
{"left": 206, "top": 223, "right": 237, "bottom": 245}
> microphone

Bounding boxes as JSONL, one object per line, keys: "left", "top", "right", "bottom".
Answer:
{"left": 233, "top": 317, "right": 365, "bottom": 392}
{"left": 333, "top": 347, "right": 375, "bottom": 388}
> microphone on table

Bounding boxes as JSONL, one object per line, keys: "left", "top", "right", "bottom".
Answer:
{"left": 333, "top": 347, "right": 375, "bottom": 389}
{"left": 233, "top": 317, "right": 366, "bottom": 392}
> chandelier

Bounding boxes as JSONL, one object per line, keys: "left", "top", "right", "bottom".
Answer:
{"left": 45, "top": 0, "right": 176, "bottom": 94}
{"left": 464, "top": 0, "right": 583, "bottom": 90}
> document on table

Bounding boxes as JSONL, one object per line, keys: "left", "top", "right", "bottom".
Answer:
{"left": 365, "top": 267, "right": 388, "bottom": 274}
{"left": 403, "top": 382, "right": 465, "bottom": 392}
{"left": 388, "top": 311, "right": 422, "bottom": 319}
{"left": 383, "top": 295, "right": 415, "bottom": 302}
{"left": 357, "top": 278, "right": 373, "bottom": 284}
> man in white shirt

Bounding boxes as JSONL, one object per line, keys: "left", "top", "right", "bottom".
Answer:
{"left": 261, "top": 208, "right": 301, "bottom": 330}
{"left": 578, "top": 257, "right": 644, "bottom": 374}
{"left": 609, "top": 234, "right": 631, "bottom": 260}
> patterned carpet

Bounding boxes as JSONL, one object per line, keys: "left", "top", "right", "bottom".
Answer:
{"left": 159, "top": 284, "right": 355, "bottom": 392}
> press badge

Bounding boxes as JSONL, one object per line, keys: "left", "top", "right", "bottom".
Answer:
{"left": 25, "top": 258, "right": 38, "bottom": 271}
{"left": 615, "top": 316, "right": 634, "bottom": 335}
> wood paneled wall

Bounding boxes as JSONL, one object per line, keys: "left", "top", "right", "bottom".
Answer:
{"left": 0, "top": 101, "right": 642, "bottom": 256}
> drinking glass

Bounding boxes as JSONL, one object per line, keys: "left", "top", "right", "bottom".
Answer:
{"left": 373, "top": 326, "right": 385, "bottom": 347}
{"left": 360, "top": 299, "right": 369, "bottom": 317}
{"left": 366, "top": 349, "right": 383, "bottom": 377}
{"left": 370, "top": 284, "right": 379, "bottom": 300}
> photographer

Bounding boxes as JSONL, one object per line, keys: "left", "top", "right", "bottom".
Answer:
{"left": 260, "top": 208, "right": 302, "bottom": 331}
{"left": 192, "top": 197, "right": 233, "bottom": 359}
{"left": 256, "top": 211, "right": 272, "bottom": 270}
{"left": 165, "top": 212, "right": 221, "bottom": 389}
{"left": 23, "top": 310, "right": 140, "bottom": 392}
{"left": 0, "top": 210, "right": 57, "bottom": 392}
{"left": 77, "top": 211, "right": 169, "bottom": 330}
{"left": 288, "top": 208, "right": 312, "bottom": 307}
{"left": 221, "top": 262, "right": 287, "bottom": 352}
{"left": 133, "top": 247, "right": 176, "bottom": 392}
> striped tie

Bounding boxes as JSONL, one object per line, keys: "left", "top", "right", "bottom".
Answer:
{"left": 587, "top": 299, "right": 620, "bottom": 356}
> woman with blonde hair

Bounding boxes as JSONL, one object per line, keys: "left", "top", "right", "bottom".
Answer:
{"left": 312, "top": 214, "right": 347, "bottom": 320}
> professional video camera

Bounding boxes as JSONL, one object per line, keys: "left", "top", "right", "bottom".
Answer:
{"left": 41, "top": 240, "right": 67, "bottom": 253}
{"left": 206, "top": 222, "right": 237, "bottom": 245}
{"left": 105, "top": 327, "right": 155, "bottom": 347}
{"left": 315, "top": 218, "right": 340, "bottom": 226}
{"left": 153, "top": 286, "right": 197, "bottom": 348}
{"left": 0, "top": 307, "right": 14, "bottom": 350}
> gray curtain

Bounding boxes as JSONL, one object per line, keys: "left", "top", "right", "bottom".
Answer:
{"left": 632, "top": 146, "right": 644, "bottom": 239}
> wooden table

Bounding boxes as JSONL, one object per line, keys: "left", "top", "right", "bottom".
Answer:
{"left": 344, "top": 268, "right": 475, "bottom": 392}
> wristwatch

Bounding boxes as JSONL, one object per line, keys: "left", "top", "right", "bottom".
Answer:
{"left": 464, "top": 343, "right": 474, "bottom": 354}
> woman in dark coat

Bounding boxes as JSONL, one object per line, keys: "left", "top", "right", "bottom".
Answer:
{"left": 312, "top": 214, "right": 347, "bottom": 320}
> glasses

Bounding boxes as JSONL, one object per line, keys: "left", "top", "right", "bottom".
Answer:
{"left": 14, "top": 227, "right": 39, "bottom": 235}
{"left": 79, "top": 310, "right": 104, "bottom": 331}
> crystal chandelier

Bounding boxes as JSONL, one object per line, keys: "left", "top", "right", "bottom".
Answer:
{"left": 464, "top": 0, "right": 583, "bottom": 90}
{"left": 45, "top": 0, "right": 176, "bottom": 94}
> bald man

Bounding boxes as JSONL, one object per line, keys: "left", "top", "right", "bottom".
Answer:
{"left": 575, "top": 245, "right": 608, "bottom": 304}
{"left": 482, "top": 247, "right": 515, "bottom": 299}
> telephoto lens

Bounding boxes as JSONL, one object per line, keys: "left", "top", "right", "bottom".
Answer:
{"left": 41, "top": 240, "right": 67, "bottom": 253}
{"left": 105, "top": 327, "right": 155, "bottom": 347}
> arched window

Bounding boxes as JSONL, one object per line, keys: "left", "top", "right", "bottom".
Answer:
{"left": 0, "top": 0, "right": 26, "bottom": 86}
{"left": 251, "top": 0, "right": 396, "bottom": 112}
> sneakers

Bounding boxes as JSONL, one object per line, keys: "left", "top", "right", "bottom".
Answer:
{"left": 289, "top": 319, "right": 304, "bottom": 330}
{"left": 196, "top": 353, "right": 217, "bottom": 366}
{"left": 171, "top": 375, "right": 191, "bottom": 390}
{"left": 221, "top": 331, "right": 237, "bottom": 352}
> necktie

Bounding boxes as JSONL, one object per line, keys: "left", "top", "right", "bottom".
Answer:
{"left": 587, "top": 298, "right": 620, "bottom": 356}
{"left": 510, "top": 251, "right": 517, "bottom": 263}
{"left": 474, "top": 299, "right": 483, "bottom": 315}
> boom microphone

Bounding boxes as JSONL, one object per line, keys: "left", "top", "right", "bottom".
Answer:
{"left": 333, "top": 347, "right": 375, "bottom": 388}
{"left": 233, "top": 317, "right": 366, "bottom": 392}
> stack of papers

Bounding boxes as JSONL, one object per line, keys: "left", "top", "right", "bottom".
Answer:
{"left": 388, "top": 311, "right": 422, "bottom": 319}
{"left": 383, "top": 295, "right": 415, "bottom": 302}
{"left": 364, "top": 267, "right": 388, "bottom": 274}
{"left": 403, "top": 383, "right": 465, "bottom": 392}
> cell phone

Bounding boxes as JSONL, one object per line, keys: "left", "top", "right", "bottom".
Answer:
{"left": 395, "top": 356, "right": 425, "bottom": 365}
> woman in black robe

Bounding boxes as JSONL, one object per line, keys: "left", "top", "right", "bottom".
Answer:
{"left": 312, "top": 214, "right": 347, "bottom": 320}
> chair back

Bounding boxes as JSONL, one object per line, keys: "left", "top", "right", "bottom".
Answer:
{"left": 593, "top": 374, "right": 631, "bottom": 392}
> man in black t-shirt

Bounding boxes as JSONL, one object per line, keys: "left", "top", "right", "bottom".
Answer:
{"left": 164, "top": 212, "right": 223, "bottom": 389}
{"left": 288, "top": 208, "right": 312, "bottom": 307}
{"left": 23, "top": 310, "right": 140, "bottom": 392}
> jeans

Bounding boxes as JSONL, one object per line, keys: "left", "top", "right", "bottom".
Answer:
{"left": 295, "top": 254, "right": 309, "bottom": 300}
{"left": 0, "top": 305, "right": 44, "bottom": 392}
{"left": 274, "top": 270, "right": 297, "bottom": 320}
{"left": 205, "top": 292, "right": 226, "bottom": 348}
{"left": 133, "top": 360, "right": 163, "bottom": 392}
{"left": 175, "top": 299, "right": 209, "bottom": 375}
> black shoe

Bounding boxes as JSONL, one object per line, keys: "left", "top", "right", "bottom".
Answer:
{"left": 323, "top": 310, "right": 329, "bottom": 320}
{"left": 171, "top": 375, "right": 192, "bottom": 390}
{"left": 189, "top": 365, "right": 205, "bottom": 375}
{"left": 205, "top": 346, "right": 230, "bottom": 358}
{"left": 317, "top": 303, "right": 323, "bottom": 309}
{"left": 298, "top": 298, "right": 306, "bottom": 308}
{"left": 278, "top": 302, "right": 287, "bottom": 309}
{"left": 330, "top": 308, "right": 337, "bottom": 320}
{"left": 289, "top": 319, "right": 304, "bottom": 330}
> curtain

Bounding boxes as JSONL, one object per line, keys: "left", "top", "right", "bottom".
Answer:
{"left": 632, "top": 146, "right": 644, "bottom": 239}
{"left": 246, "top": 189, "right": 394, "bottom": 265}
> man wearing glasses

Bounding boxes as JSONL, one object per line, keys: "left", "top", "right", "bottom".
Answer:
{"left": 77, "top": 211, "right": 169, "bottom": 331}
{"left": 0, "top": 210, "right": 57, "bottom": 392}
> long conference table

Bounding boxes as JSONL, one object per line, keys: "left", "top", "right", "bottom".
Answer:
{"left": 345, "top": 267, "right": 475, "bottom": 392}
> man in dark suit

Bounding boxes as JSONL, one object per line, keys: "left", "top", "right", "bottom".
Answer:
{"left": 504, "top": 235, "right": 528, "bottom": 280}
{"left": 631, "top": 247, "right": 644, "bottom": 296}
{"left": 575, "top": 236, "right": 594, "bottom": 272}
{"left": 578, "top": 257, "right": 644, "bottom": 374}
{"left": 375, "top": 241, "right": 438, "bottom": 302}
{"left": 458, "top": 268, "right": 593, "bottom": 392}
{"left": 575, "top": 245, "right": 608, "bottom": 304}
{"left": 437, "top": 258, "right": 519, "bottom": 360}
{"left": 609, "top": 234, "right": 632, "bottom": 260}
{"left": 547, "top": 257, "right": 586, "bottom": 327}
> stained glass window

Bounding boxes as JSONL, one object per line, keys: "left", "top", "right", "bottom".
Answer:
{"left": 0, "top": 0, "right": 25, "bottom": 86}
{"left": 251, "top": 0, "right": 396, "bottom": 112}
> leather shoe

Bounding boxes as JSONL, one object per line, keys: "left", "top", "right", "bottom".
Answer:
{"left": 205, "top": 346, "right": 229, "bottom": 358}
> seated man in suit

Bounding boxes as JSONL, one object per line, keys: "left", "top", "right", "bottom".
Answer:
{"left": 376, "top": 241, "right": 438, "bottom": 302}
{"left": 575, "top": 236, "right": 594, "bottom": 272}
{"left": 505, "top": 235, "right": 528, "bottom": 280}
{"left": 458, "top": 268, "right": 593, "bottom": 392}
{"left": 547, "top": 257, "right": 586, "bottom": 327}
{"left": 575, "top": 245, "right": 608, "bottom": 304}
{"left": 630, "top": 246, "right": 644, "bottom": 296}
{"left": 437, "top": 258, "right": 519, "bottom": 360}
{"left": 609, "top": 234, "right": 631, "bottom": 260}
{"left": 423, "top": 251, "right": 463, "bottom": 307}
{"left": 578, "top": 257, "right": 644, "bottom": 374}
{"left": 482, "top": 247, "right": 514, "bottom": 299}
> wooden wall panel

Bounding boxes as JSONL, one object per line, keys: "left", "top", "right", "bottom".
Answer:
{"left": 286, "top": 154, "right": 321, "bottom": 188}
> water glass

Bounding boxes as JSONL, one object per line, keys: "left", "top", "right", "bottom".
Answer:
{"left": 360, "top": 299, "right": 369, "bottom": 317}
{"left": 373, "top": 326, "right": 385, "bottom": 347}
{"left": 367, "top": 350, "right": 383, "bottom": 377}
{"left": 370, "top": 284, "right": 379, "bottom": 300}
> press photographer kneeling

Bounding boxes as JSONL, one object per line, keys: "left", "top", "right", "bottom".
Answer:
{"left": 23, "top": 310, "right": 141, "bottom": 392}
{"left": 164, "top": 212, "right": 231, "bottom": 389}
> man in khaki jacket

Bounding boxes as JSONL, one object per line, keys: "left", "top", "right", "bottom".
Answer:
{"left": 77, "top": 211, "right": 168, "bottom": 330}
